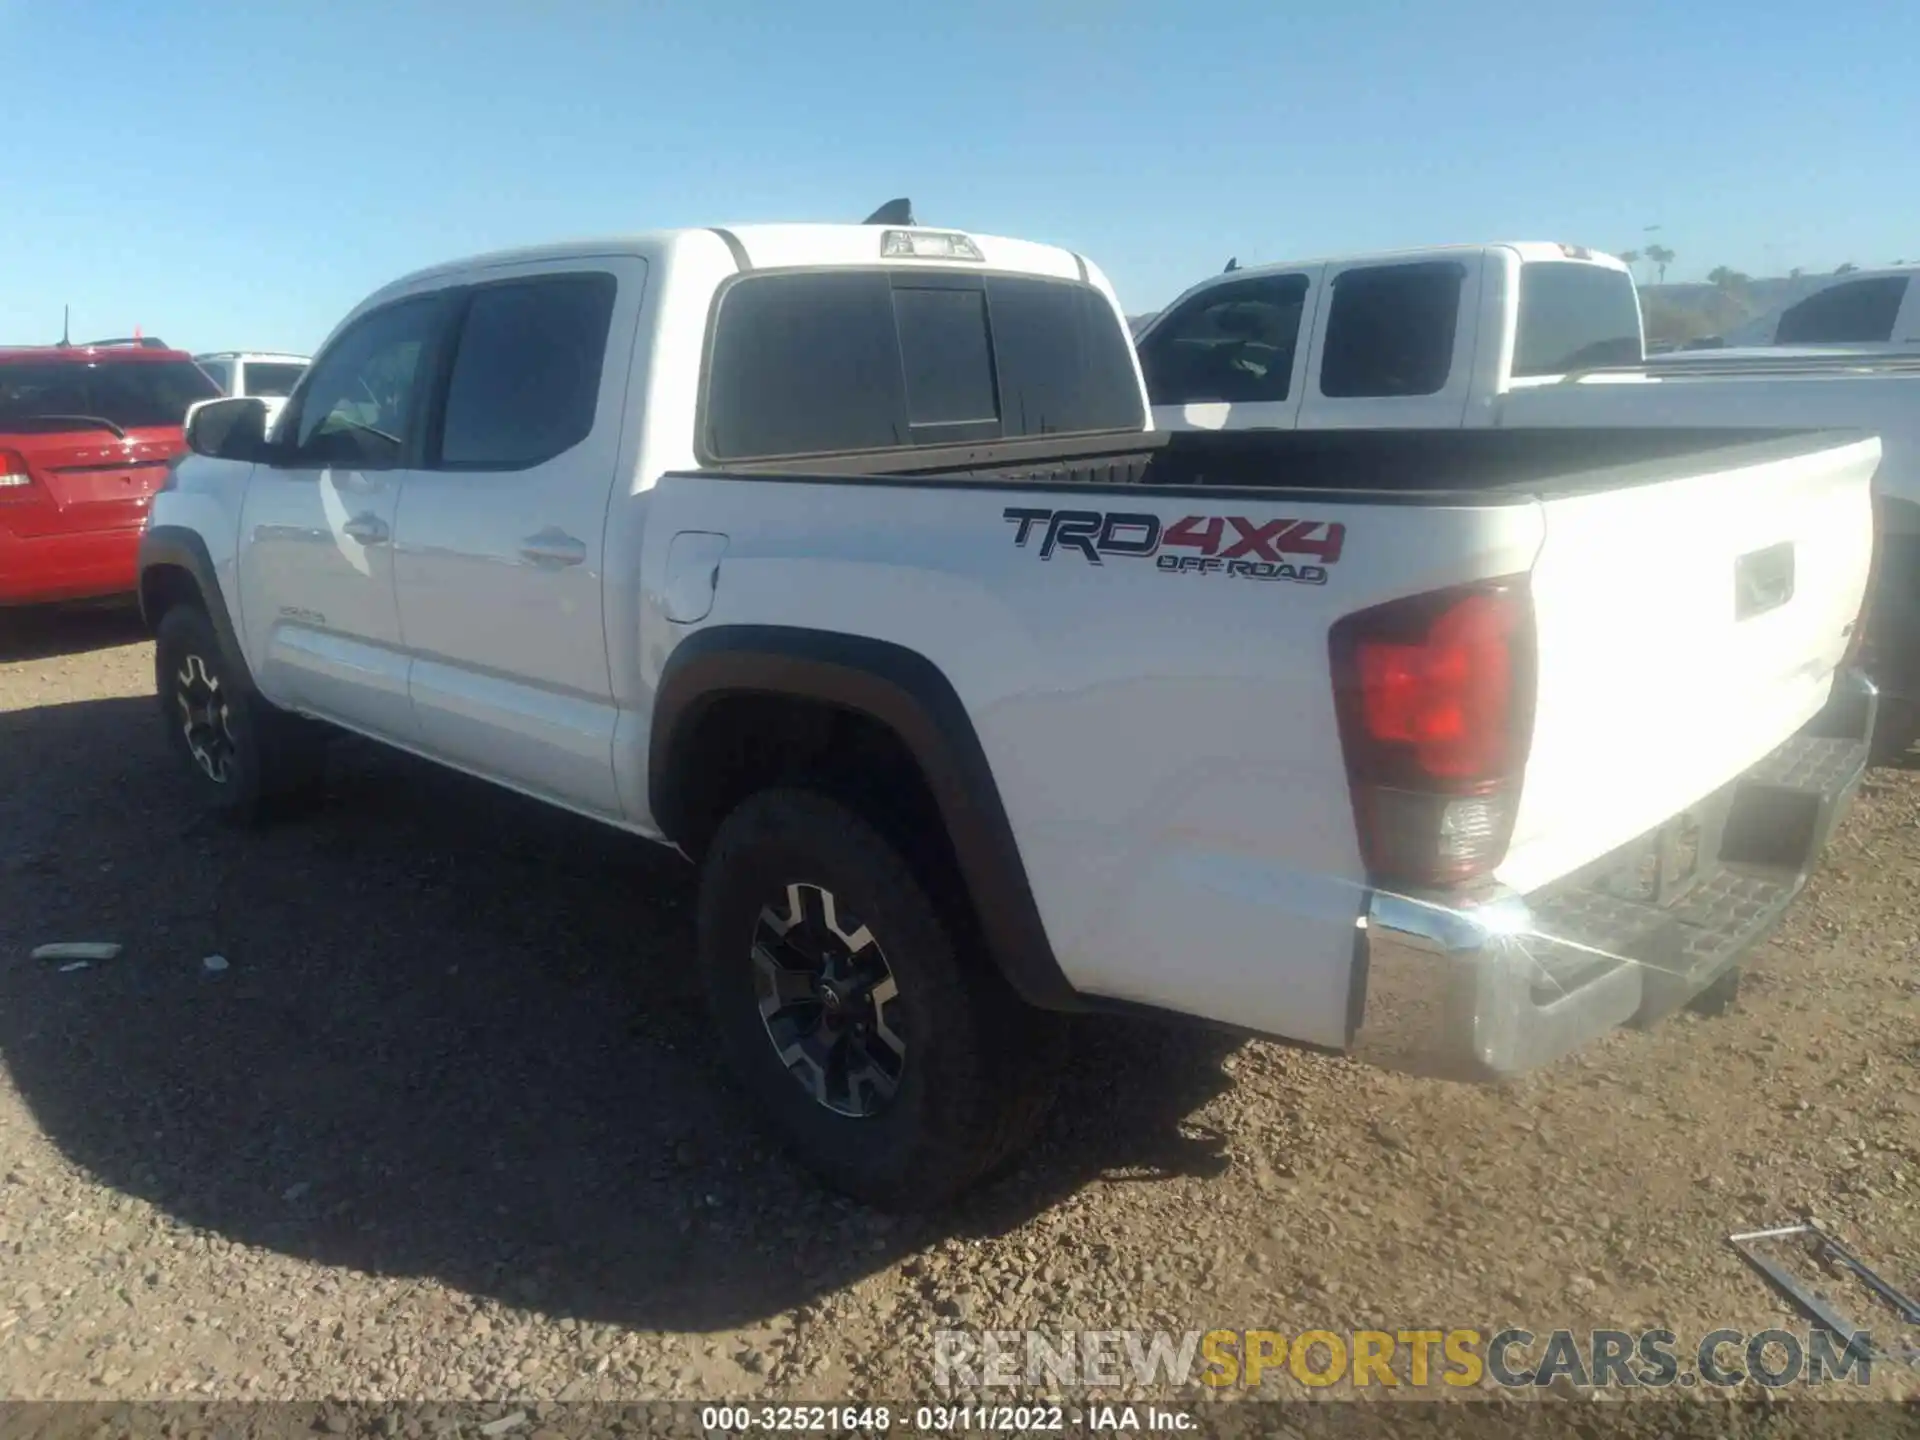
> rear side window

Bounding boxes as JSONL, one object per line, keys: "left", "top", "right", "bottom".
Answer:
{"left": 1319, "top": 262, "right": 1464, "bottom": 399}
{"left": 1138, "top": 273, "right": 1311, "bottom": 405}
{"left": 1513, "top": 263, "right": 1643, "bottom": 375}
{"left": 702, "top": 269, "right": 1143, "bottom": 462}
{"left": 438, "top": 273, "right": 618, "bottom": 469}
{"left": 0, "top": 359, "right": 221, "bottom": 430}
{"left": 1773, "top": 277, "right": 1908, "bottom": 344}
{"left": 239, "top": 361, "right": 307, "bottom": 398}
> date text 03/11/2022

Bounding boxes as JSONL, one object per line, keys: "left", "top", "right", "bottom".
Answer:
{"left": 699, "top": 1404, "right": 1196, "bottom": 1432}
{"left": 1004, "top": 507, "right": 1347, "bottom": 587}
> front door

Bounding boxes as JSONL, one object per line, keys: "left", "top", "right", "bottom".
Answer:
{"left": 392, "top": 259, "right": 644, "bottom": 817}
{"left": 236, "top": 293, "right": 448, "bottom": 742}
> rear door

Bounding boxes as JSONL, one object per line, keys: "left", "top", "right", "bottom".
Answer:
{"left": 1296, "top": 256, "right": 1485, "bottom": 429}
{"left": 1136, "top": 268, "right": 1323, "bottom": 432}
{"left": 1499, "top": 433, "right": 1878, "bottom": 894}
{"left": 391, "top": 258, "right": 643, "bottom": 818}
{"left": 236, "top": 294, "right": 450, "bottom": 741}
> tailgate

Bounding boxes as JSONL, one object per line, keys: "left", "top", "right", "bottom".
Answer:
{"left": 1500, "top": 433, "right": 1878, "bottom": 892}
{"left": 0, "top": 427, "right": 180, "bottom": 537}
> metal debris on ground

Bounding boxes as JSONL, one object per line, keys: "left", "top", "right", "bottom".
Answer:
{"left": 1728, "top": 1219, "right": 1920, "bottom": 1367}
{"left": 30, "top": 942, "right": 122, "bottom": 963}
{"left": 202, "top": 954, "right": 229, "bottom": 973}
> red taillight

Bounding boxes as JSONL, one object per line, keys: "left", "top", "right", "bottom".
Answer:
{"left": 1330, "top": 578, "right": 1536, "bottom": 889}
{"left": 0, "top": 448, "right": 35, "bottom": 504}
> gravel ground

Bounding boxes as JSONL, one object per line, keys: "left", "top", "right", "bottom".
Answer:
{"left": 2, "top": 605, "right": 1917, "bottom": 1425}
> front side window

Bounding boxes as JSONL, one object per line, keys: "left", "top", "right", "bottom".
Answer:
{"left": 1138, "top": 273, "right": 1311, "bottom": 405}
{"left": 197, "top": 359, "right": 233, "bottom": 394}
{"left": 437, "top": 273, "right": 618, "bottom": 469}
{"left": 702, "top": 269, "right": 1143, "bottom": 462}
{"left": 1319, "top": 262, "right": 1464, "bottom": 399}
{"left": 287, "top": 298, "right": 443, "bottom": 468}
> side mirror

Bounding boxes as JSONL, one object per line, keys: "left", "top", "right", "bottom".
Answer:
{"left": 184, "top": 396, "right": 270, "bottom": 461}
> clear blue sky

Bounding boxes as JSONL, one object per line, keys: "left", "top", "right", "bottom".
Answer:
{"left": 5, "top": 0, "right": 1915, "bottom": 355}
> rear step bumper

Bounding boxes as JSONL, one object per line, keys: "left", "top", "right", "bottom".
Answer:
{"left": 1349, "top": 668, "right": 1876, "bottom": 1082}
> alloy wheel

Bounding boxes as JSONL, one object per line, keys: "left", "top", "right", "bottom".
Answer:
{"left": 752, "top": 882, "right": 906, "bottom": 1117}
{"left": 175, "top": 653, "right": 236, "bottom": 784}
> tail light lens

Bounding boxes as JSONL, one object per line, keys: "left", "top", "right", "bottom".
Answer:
{"left": 1329, "top": 577, "right": 1537, "bottom": 889}
{"left": 0, "top": 448, "right": 35, "bottom": 504}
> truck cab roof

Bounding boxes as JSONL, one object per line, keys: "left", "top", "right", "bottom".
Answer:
{"left": 361, "top": 223, "right": 1102, "bottom": 305}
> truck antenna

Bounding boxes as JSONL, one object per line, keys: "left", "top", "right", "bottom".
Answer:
{"left": 863, "top": 198, "right": 914, "bottom": 226}
{"left": 60, "top": 304, "right": 70, "bottom": 347}
{"left": 1224, "top": 257, "right": 1239, "bottom": 273}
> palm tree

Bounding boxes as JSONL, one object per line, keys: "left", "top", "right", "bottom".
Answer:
{"left": 1645, "top": 244, "right": 1675, "bottom": 284}
{"left": 1619, "top": 249, "right": 1642, "bottom": 283}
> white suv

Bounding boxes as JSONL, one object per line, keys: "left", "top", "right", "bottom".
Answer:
{"left": 193, "top": 351, "right": 309, "bottom": 427}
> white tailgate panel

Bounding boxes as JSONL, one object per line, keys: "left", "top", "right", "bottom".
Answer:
{"left": 1501, "top": 438, "right": 1877, "bottom": 893}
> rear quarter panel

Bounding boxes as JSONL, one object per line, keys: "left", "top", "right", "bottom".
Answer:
{"left": 641, "top": 474, "right": 1545, "bottom": 1047}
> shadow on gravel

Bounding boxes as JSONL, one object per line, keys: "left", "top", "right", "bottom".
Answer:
{"left": 0, "top": 600, "right": 147, "bottom": 663}
{"left": 0, "top": 695, "right": 1239, "bottom": 1332}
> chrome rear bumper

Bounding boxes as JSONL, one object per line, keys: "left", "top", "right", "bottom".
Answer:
{"left": 1348, "top": 669, "right": 1876, "bottom": 1082}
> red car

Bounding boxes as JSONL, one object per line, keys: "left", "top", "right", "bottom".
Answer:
{"left": 0, "top": 340, "right": 222, "bottom": 606}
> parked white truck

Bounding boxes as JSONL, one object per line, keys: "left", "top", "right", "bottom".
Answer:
{"left": 1658, "top": 265, "right": 1920, "bottom": 357}
{"left": 140, "top": 220, "right": 1878, "bottom": 1208}
{"left": 1135, "top": 242, "right": 1920, "bottom": 756}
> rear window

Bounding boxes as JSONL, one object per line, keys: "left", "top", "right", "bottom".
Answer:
{"left": 1773, "top": 276, "right": 1908, "bottom": 344}
{"left": 702, "top": 269, "right": 1144, "bottom": 462}
{"left": 238, "top": 361, "right": 307, "bottom": 397}
{"left": 0, "top": 359, "right": 221, "bottom": 431}
{"left": 1513, "top": 262, "right": 1644, "bottom": 376}
{"left": 1319, "top": 262, "right": 1464, "bottom": 398}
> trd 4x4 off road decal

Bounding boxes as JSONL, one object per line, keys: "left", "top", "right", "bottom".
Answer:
{"left": 1003, "top": 507, "right": 1344, "bottom": 586}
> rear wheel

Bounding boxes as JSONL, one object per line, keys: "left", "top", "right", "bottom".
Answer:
{"left": 154, "top": 604, "right": 327, "bottom": 824}
{"left": 697, "top": 788, "right": 1062, "bottom": 1210}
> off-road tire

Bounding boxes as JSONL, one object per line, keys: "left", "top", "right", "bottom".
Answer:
{"left": 154, "top": 604, "right": 328, "bottom": 825}
{"left": 698, "top": 787, "right": 1063, "bottom": 1210}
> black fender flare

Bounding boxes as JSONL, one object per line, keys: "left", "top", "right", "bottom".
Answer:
{"left": 649, "top": 625, "right": 1082, "bottom": 1011}
{"left": 137, "top": 525, "right": 249, "bottom": 680}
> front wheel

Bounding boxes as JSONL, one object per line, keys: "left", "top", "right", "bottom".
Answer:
{"left": 697, "top": 788, "right": 1063, "bottom": 1210}
{"left": 154, "top": 604, "right": 327, "bottom": 824}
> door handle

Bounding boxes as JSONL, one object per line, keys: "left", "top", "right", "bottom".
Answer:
{"left": 519, "top": 529, "right": 588, "bottom": 569}
{"left": 342, "top": 513, "right": 389, "bottom": 545}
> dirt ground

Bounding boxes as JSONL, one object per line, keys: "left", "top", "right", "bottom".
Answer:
{"left": 2, "top": 605, "right": 1917, "bottom": 1425}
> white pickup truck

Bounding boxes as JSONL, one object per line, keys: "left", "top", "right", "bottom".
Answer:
{"left": 140, "top": 220, "right": 1879, "bottom": 1208}
{"left": 1136, "top": 242, "right": 1920, "bottom": 756}
{"left": 1660, "top": 266, "right": 1920, "bottom": 356}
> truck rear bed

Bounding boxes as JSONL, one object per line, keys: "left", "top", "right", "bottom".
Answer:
{"left": 671, "top": 424, "right": 1877, "bottom": 1078}
{"left": 728, "top": 424, "right": 1857, "bottom": 499}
